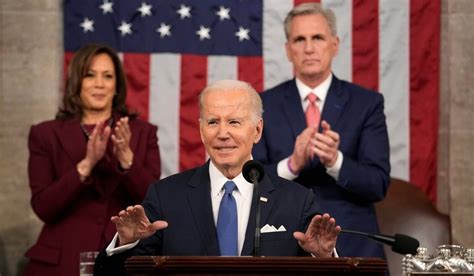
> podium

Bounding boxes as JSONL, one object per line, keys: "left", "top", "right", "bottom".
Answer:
{"left": 125, "top": 256, "right": 387, "bottom": 275}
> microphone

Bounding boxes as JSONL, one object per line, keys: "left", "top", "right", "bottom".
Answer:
{"left": 242, "top": 160, "right": 264, "bottom": 183}
{"left": 242, "top": 160, "right": 265, "bottom": 257}
{"left": 341, "top": 229, "right": 420, "bottom": 255}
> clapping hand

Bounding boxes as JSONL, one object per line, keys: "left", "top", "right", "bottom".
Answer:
{"left": 77, "top": 120, "right": 111, "bottom": 182}
{"left": 289, "top": 126, "right": 318, "bottom": 174}
{"left": 111, "top": 117, "right": 134, "bottom": 170}
{"left": 310, "top": 121, "right": 340, "bottom": 167}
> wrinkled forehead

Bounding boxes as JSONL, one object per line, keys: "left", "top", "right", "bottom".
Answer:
{"left": 202, "top": 89, "right": 250, "bottom": 115}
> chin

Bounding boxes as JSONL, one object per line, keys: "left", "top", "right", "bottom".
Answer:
{"left": 213, "top": 156, "right": 236, "bottom": 168}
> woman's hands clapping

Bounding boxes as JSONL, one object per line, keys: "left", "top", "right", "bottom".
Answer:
{"left": 111, "top": 117, "right": 134, "bottom": 170}
{"left": 77, "top": 117, "right": 134, "bottom": 182}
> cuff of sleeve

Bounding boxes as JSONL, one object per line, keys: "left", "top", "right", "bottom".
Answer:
{"left": 106, "top": 232, "right": 140, "bottom": 256}
{"left": 310, "top": 248, "right": 338, "bottom": 258}
{"left": 277, "top": 157, "right": 298, "bottom": 180}
{"left": 325, "top": 151, "right": 343, "bottom": 180}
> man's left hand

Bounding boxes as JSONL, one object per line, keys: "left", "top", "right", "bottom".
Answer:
{"left": 293, "top": 213, "right": 341, "bottom": 257}
{"left": 310, "top": 121, "right": 340, "bottom": 167}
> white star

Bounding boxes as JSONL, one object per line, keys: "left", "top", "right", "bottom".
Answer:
{"left": 196, "top": 25, "right": 211, "bottom": 40}
{"left": 235, "top": 26, "right": 250, "bottom": 41}
{"left": 80, "top": 18, "right": 94, "bottom": 33}
{"left": 117, "top": 21, "right": 132, "bottom": 36}
{"left": 99, "top": 1, "right": 113, "bottom": 14}
{"left": 177, "top": 4, "right": 191, "bottom": 19}
{"left": 216, "top": 6, "right": 230, "bottom": 21}
{"left": 156, "top": 23, "right": 171, "bottom": 38}
{"left": 137, "top": 2, "right": 152, "bottom": 17}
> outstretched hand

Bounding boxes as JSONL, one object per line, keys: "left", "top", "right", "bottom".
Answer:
{"left": 293, "top": 213, "right": 341, "bottom": 257}
{"left": 111, "top": 205, "right": 168, "bottom": 246}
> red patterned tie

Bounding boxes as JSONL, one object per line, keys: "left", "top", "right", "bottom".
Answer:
{"left": 306, "top": 92, "right": 320, "bottom": 128}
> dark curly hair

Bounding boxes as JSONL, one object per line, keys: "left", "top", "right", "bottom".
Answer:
{"left": 56, "top": 43, "right": 137, "bottom": 120}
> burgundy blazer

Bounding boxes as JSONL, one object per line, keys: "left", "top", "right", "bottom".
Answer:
{"left": 23, "top": 116, "right": 161, "bottom": 276}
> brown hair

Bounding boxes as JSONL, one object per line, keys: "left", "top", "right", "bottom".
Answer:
{"left": 56, "top": 43, "right": 136, "bottom": 120}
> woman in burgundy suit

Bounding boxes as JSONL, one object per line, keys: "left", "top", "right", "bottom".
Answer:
{"left": 23, "top": 44, "right": 161, "bottom": 276}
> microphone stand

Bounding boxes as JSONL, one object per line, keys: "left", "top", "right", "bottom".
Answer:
{"left": 251, "top": 171, "right": 261, "bottom": 257}
{"left": 242, "top": 160, "right": 265, "bottom": 257}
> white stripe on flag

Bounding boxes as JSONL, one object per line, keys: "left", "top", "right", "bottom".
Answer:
{"left": 206, "top": 55, "right": 238, "bottom": 160}
{"left": 149, "top": 53, "right": 181, "bottom": 178}
{"left": 263, "top": 0, "right": 293, "bottom": 90}
{"left": 208, "top": 56, "right": 237, "bottom": 84}
{"left": 323, "top": 0, "right": 352, "bottom": 82}
{"left": 379, "top": 0, "right": 410, "bottom": 181}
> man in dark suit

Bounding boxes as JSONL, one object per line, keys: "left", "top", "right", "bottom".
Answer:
{"left": 94, "top": 80, "right": 341, "bottom": 275}
{"left": 252, "top": 3, "right": 390, "bottom": 258}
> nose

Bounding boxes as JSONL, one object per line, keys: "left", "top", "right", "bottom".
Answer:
{"left": 217, "top": 123, "right": 230, "bottom": 139}
{"left": 304, "top": 40, "right": 315, "bottom": 53}
{"left": 94, "top": 76, "right": 105, "bottom": 87}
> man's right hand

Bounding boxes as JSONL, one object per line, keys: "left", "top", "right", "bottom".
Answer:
{"left": 111, "top": 205, "right": 168, "bottom": 246}
{"left": 289, "top": 126, "right": 317, "bottom": 173}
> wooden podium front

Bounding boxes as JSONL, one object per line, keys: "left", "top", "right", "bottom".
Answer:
{"left": 125, "top": 256, "right": 387, "bottom": 275}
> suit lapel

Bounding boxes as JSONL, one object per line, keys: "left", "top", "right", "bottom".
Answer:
{"left": 321, "top": 76, "right": 348, "bottom": 131}
{"left": 186, "top": 163, "right": 220, "bottom": 255}
{"left": 282, "top": 80, "right": 307, "bottom": 139}
{"left": 55, "top": 119, "right": 87, "bottom": 163}
{"left": 241, "top": 175, "right": 276, "bottom": 255}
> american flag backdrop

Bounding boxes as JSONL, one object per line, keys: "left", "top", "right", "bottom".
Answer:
{"left": 64, "top": 0, "right": 440, "bottom": 202}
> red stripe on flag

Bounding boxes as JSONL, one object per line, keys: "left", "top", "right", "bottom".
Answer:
{"left": 180, "top": 55, "right": 207, "bottom": 171}
{"left": 294, "top": 0, "right": 320, "bottom": 6}
{"left": 123, "top": 54, "right": 150, "bottom": 121}
{"left": 238, "top": 56, "right": 264, "bottom": 92}
{"left": 63, "top": 52, "right": 75, "bottom": 83}
{"left": 352, "top": 0, "right": 379, "bottom": 91}
{"left": 410, "top": 0, "right": 440, "bottom": 202}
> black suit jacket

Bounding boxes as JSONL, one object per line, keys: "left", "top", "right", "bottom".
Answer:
{"left": 95, "top": 162, "right": 321, "bottom": 275}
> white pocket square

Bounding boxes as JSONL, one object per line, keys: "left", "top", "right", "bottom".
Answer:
{"left": 260, "top": 224, "right": 287, "bottom": 233}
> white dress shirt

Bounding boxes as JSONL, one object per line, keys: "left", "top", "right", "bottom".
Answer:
{"left": 209, "top": 160, "right": 254, "bottom": 256}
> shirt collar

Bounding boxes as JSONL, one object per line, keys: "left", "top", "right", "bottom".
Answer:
{"left": 295, "top": 73, "right": 333, "bottom": 103}
{"left": 209, "top": 160, "right": 254, "bottom": 197}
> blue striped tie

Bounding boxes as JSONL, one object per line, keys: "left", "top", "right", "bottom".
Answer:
{"left": 216, "top": 181, "right": 238, "bottom": 256}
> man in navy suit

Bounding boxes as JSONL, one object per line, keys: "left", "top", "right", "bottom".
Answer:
{"left": 94, "top": 80, "right": 341, "bottom": 275}
{"left": 253, "top": 3, "right": 390, "bottom": 258}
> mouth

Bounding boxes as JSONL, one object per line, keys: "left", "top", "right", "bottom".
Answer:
{"left": 214, "top": 146, "right": 237, "bottom": 152}
{"left": 92, "top": 94, "right": 107, "bottom": 100}
{"left": 303, "top": 59, "right": 319, "bottom": 65}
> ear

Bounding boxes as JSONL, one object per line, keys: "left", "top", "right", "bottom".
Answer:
{"left": 253, "top": 118, "right": 263, "bottom": 144}
{"left": 199, "top": 119, "right": 205, "bottom": 144}
{"left": 285, "top": 41, "right": 292, "bottom": 62}
{"left": 332, "top": 36, "right": 340, "bottom": 57}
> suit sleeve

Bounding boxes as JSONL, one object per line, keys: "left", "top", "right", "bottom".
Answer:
{"left": 119, "top": 123, "right": 161, "bottom": 201}
{"left": 94, "top": 182, "right": 164, "bottom": 275}
{"left": 28, "top": 124, "right": 90, "bottom": 223}
{"left": 337, "top": 94, "right": 391, "bottom": 202}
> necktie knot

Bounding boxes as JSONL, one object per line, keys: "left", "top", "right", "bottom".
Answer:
{"left": 223, "top": 181, "right": 236, "bottom": 195}
{"left": 307, "top": 92, "right": 317, "bottom": 104}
